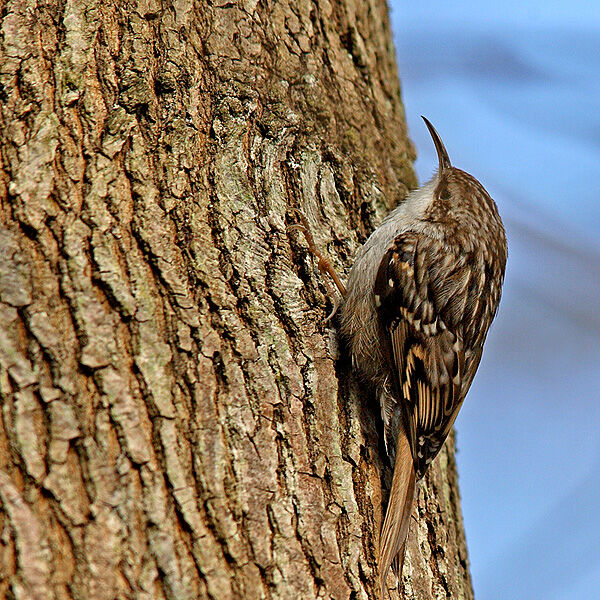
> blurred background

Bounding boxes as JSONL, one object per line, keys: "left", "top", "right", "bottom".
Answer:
{"left": 389, "top": 3, "right": 600, "bottom": 599}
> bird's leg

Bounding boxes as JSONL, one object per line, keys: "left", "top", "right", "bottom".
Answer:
{"left": 289, "top": 210, "right": 347, "bottom": 321}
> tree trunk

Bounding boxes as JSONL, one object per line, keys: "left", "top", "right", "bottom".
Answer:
{"left": 0, "top": 1, "right": 474, "bottom": 599}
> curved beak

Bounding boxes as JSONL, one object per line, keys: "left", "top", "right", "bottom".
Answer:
{"left": 421, "top": 116, "right": 451, "bottom": 172}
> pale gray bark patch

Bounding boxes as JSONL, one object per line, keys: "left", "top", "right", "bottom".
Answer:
{"left": 0, "top": 471, "right": 52, "bottom": 600}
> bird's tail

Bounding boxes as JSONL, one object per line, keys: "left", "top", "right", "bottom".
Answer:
{"left": 379, "top": 429, "right": 417, "bottom": 596}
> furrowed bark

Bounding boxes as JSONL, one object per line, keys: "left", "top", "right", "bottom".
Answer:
{"left": 0, "top": 0, "right": 474, "bottom": 598}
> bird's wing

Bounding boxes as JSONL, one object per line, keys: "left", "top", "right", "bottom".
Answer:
{"left": 375, "top": 230, "right": 502, "bottom": 593}
{"left": 374, "top": 231, "right": 470, "bottom": 478}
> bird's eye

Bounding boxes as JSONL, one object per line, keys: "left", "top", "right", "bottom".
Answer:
{"left": 438, "top": 186, "right": 451, "bottom": 200}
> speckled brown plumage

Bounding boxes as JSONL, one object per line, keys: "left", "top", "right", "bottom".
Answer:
{"left": 291, "top": 117, "right": 507, "bottom": 597}
{"left": 374, "top": 166, "right": 506, "bottom": 481}
{"left": 340, "top": 118, "right": 507, "bottom": 594}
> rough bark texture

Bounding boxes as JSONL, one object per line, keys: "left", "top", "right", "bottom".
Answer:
{"left": 0, "top": 1, "right": 474, "bottom": 599}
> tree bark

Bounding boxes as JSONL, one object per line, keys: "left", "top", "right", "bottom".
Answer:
{"left": 0, "top": 1, "right": 474, "bottom": 599}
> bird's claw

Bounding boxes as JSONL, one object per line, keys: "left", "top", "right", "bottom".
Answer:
{"left": 288, "top": 208, "right": 347, "bottom": 297}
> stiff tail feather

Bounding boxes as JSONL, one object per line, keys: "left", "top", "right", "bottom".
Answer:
{"left": 379, "top": 429, "right": 417, "bottom": 596}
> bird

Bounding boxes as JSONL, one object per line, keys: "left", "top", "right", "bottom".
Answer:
{"left": 291, "top": 117, "right": 507, "bottom": 596}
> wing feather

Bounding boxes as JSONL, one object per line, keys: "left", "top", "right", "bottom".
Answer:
{"left": 375, "top": 232, "right": 470, "bottom": 478}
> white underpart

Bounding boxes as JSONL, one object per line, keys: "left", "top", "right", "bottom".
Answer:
{"left": 340, "top": 177, "right": 439, "bottom": 383}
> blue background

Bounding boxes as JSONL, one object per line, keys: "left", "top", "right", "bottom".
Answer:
{"left": 388, "top": 3, "right": 600, "bottom": 599}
